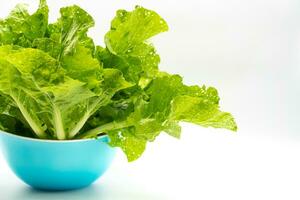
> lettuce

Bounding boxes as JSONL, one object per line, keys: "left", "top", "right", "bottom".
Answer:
{"left": 0, "top": 1, "right": 237, "bottom": 161}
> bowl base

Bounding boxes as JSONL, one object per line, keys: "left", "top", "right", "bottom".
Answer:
{"left": 29, "top": 183, "right": 92, "bottom": 191}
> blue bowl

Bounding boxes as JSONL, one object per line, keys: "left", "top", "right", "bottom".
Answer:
{"left": 0, "top": 131, "right": 116, "bottom": 191}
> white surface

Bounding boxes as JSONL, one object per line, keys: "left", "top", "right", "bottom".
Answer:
{"left": 1, "top": 0, "right": 300, "bottom": 199}
{"left": 1, "top": 126, "right": 300, "bottom": 200}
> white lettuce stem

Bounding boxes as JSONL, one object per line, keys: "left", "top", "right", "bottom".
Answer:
{"left": 68, "top": 112, "right": 90, "bottom": 139}
{"left": 12, "top": 97, "right": 46, "bottom": 138}
{"left": 68, "top": 98, "right": 103, "bottom": 139}
{"left": 53, "top": 105, "right": 65, "bottom": 140}
{"left": 80, "top": 121, "right": 132, "bottom": 139}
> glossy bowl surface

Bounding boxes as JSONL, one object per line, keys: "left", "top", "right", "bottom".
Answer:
{"left": 0, "top": 131, "right": 116, "bottom": 191}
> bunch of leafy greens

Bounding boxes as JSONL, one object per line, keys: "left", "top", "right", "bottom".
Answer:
{"left": 0, "top": 0, "right": 237, "bottom": 161}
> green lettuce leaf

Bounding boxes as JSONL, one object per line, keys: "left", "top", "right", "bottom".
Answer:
{"left": 0, "top": 93, "right": 34, "bottom": 137}
{"left": 0, "top": 0, "right": 48, "bottom": 46}
{"left": 0, "top": 46, "right": 132, "bottom": 139}
{"left": 62, "top": 45, "right": 102, "bottom": 90}
{"left": 0, "top": 2, "right": 237, "bottom": 162}
{"left": 98, "top": 6, "right": 168, "bottom": 83}
{"left": 105, "top": 6, "right": 168, "bottom": 54}
{"left": 82, "top": 73, "right": 237, "bottom": 161}
{"left": 33, "top": 5, "right": 95, "bottom": 60}
{"left": 170, "top": 95, "right": 237, "bottom": 131}
{"left": 108, "top": 128, "right": 147, "bottom": 162}
{"left": 0, "top": 58, "right": 48, "bottom": 138}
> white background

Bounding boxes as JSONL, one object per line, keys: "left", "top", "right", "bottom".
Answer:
{"left": 1, "top": 0, "right": 300, "bottom": 199}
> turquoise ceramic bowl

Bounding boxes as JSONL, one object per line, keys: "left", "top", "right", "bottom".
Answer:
{"left": 0, "top": 131, "right": 116, "bottom": 191}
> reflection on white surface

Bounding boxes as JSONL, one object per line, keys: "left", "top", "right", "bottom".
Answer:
{"left": 2, "top": 183, "right": 167, "bottom": 200}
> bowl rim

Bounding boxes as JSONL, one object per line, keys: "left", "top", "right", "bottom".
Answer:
{"left": 0, "top": 130, "right": 107, "bottom": 143}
